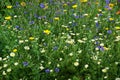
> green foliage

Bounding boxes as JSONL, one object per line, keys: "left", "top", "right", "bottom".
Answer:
{"left": 0, "top": 0, "right": 120, "bottom": 80}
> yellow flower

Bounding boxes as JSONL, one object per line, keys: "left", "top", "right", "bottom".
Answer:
{"left": 98, "top": 9, "right": 102, "bottom": 12}
{"left": 8, "top": 25, "right": 12, "bottom": 29}
{"left": 44, "top": 3, "right": 48, "bottom": 10}
{"left": 95, "top": 1, "right": 99, "bottom": 5}
{"left": 109, "top": 3, "right": 114, "bottom": 8}
{"left": 109, "top": 18, "right": 114, "bottom": 21}
{"left": 29, "top": 37, "right": 34, "bottom": 40}
{"left": 66, "top": 28, "right": 69, "bottom": 31}
{"left": 5, "top": 16, "right": 11, "bottom": 20}
{"left": 80, "top": 0, "right": 88, "bottom": 3}
{"left": 43, "top": 30, "right": 51, "bottom": 35}
{"left": 105, "top": 28, "right": 109, "bottom": 30}
{"left": 20, "top": 2, "right": 26, "bottom": 7}
{"left": 13, "top": 49, "right": 17, "bottom": 52}
{"left": 63, "top": 10, "right": 67, "bottom": 12}
{"left": 7, "top": 5, "right": 12, "bottom": 9}
{"left": 72, "top": 4, "right": 77, "bottom": 8}
{"left": 103, "top": 47, "right": 109, "bottom": 50}
{"left": 115, "top": 26, "right": 120, "bottom": 30}
{"left": 54, "top": 17, "right": 59, "bottom": 20}
{"left": 63, "top": 3, "right": 67, "bottom": 6}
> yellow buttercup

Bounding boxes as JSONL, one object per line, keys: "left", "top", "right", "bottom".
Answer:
{"left": 80, "top": 0, "right": 88, "bottom": 3}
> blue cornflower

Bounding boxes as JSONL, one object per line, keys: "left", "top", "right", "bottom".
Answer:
{"left": 40, "top": 3, "right": 45, "bottom": 8}
{"left": 105, "top": 0, "right": 110, "bottom": 5}
{"left": 107, "top": 30, "right": 112, "bottom": 34}
{"left": 97, "top": 46, "right": 104, "bottom": 51}
{"left": 15, "top": 25, "right": 20, "bottom": 29}
{"left": 95, "top": 41, "right": 99, "bottom": 45}
{"left": 23, "top": 62, "right": 28, "bottom": 66}
{"left": 96, "top": 22, "right": 99, "bottom": 27}
{"left": 54, "top": 68, "right": 60, "bottom": 73}
{"left": 45, "top": 69, "right": 50, "bottom": 73}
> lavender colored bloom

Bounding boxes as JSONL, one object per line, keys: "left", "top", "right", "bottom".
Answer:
{"left": 98, "top": 13, "right": 102, "bottom": 16}
{"left": 40, "top": 3, "right": 45, "bottom": 8}
{"left": 23, "top": 62, "right": 28, "bottom": 66}
{"left": 97, "top": 46, "right": 104, "bottom": 51}
{"left": 15, "top": 25, "right": 20, "bottom": 29}
{"left": 45, "top": 69, "right": 50, "bottom": 73}
{"left": 104, "top": 5, "right": 109, "bottom": 9}
{"left": 16, "top": 2, "right": 19, "bottom": 5}
{"left": 107, "top": 30, "right": 112, "bottom": 34}
{"left": 105, "top": 0, "right": 110, "bottom": 5}
{"left": 54, "top": 68, "right": 60, "bottom": 73}
{"left": 118, "top": 0, "right": 120, "bottom": 2}
{"left": 24, "top": 11, "right": 28, "bottom": 14}
{"left": 95, "top": 41, "right": 99, "bottom": 45}
{"left": 13, "top": 2, "right": 20, "bottom": 8}
{"left": 15, "top": 25, "right": 23, "bottom": 30}
{"left": 75, "top": 16, "right": 79, "bottom": 18}
{"left": 96, "top": 22, "right": 99, "bottom": 27}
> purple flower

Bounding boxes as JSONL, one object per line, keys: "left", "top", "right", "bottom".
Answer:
{"left": 118, "top": 0, "right": 120, "bottom": 2}
{"left": 97, "top": 46, "right": 104, "bottom": 51}
{"left": 23, "top": 62, "right": 28, "bottom": 66}
{"left": 13, "top": 2, "right": 20, "bottom": 8}
{"left": 98, "top": 13, "right": 102, "bottom": 16}
{"left": 96, "top": 22, "right": 99, "bottom": 27}
{"left": 54, "top": 68, "right": 60, "bottom": 73}
{"left": 40, "top": 3, "right": 45, "bottom": 8}
{"left": 107, "top": 30, "right": 112, "bottom": 34}
{"left": 105, "top": 5, "right": 109, "bottom": 8}
{"left": 74, "top": 15, "right": 79, "bottom": 18}
{"left": 24, "top": 11, "right": 28, "bottom": 14}
{"left": 15, "top": 25, "right": 20, "bottom": 29}
{"left": 95, "top": 41, "right": 99, "bottom": 45}
{"left": 105, "top": 0, "right": 110, "bottom": 5}
{"left": 45, "top": 69, "right": 50, "bottom": 73}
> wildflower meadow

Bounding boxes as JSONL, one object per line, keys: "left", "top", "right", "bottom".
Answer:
{"left": 0, "top": 0, "right": 120, "bottom": 80}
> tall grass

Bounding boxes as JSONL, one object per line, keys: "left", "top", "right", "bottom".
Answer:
{"left": 0, "top": 0, "right": 120, "bottom": 80}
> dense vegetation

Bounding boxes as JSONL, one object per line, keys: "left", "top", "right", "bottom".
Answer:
{"left": 0, "top": 0, "right": 120, "bottom": 80}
